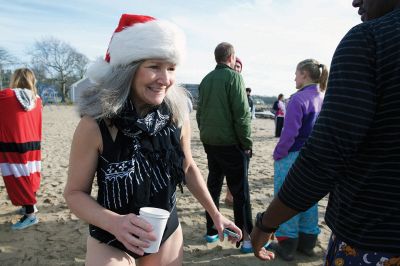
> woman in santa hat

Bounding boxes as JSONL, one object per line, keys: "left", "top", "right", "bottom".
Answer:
{"left": 64, "top": 14, "right": 242, "bottom": 266}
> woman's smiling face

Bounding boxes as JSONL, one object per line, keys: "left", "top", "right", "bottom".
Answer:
{"left": 131, "top": 59, "right": 176, "bottom": 111}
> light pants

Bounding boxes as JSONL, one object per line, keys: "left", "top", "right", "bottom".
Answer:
{"left": 274, "top": 151, "right": 320, "bottom": 238}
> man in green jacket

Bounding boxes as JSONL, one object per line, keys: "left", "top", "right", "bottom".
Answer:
{"left": 196, "top": 42, "right": 254, "bottom": 253}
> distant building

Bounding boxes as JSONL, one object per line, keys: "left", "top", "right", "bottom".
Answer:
{"left": 37, "top": 83, "right": 61, "bottom": 104}
{"left": 0, "top": 69, "right": 12, "bottom": 89}
{"left": 69, "top": 78, "right": 96, "bottom": 103}
{"left": 181, "top": 83, "right": 199, "bottom": 109}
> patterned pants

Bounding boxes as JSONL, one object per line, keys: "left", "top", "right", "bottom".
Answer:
{"left": 274, "top": 151, "right": 320, "bottom": 238}
{"left": 324, "top": 234, "right": 400, "bottom": 266}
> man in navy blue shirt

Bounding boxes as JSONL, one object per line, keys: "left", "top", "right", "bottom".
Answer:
{"left": 251, "top": 0, "right": 400, "bottom": 264}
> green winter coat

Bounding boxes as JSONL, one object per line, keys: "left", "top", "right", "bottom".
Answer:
{"left": 196, "top": 64, "right": 252, "bottom": 149}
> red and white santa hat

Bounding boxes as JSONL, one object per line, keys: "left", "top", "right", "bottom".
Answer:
{"left": 87, "top": 14, "right": 186, "bottom": 84}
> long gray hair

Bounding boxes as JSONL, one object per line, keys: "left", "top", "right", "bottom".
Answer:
{"left": 78, "top": 61, "right": 190, "bottom": 127}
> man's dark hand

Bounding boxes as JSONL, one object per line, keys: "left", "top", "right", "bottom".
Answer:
{"left": 250, "top": 226, "right": 275, "bottom": 261}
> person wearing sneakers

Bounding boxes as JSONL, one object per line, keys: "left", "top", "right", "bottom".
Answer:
{"left": 268, "top": 59, "right": 328, "bottom": 261}
{"left": 64, "top": 14, "right": 241, "bottom": 266}
{"left": 196, "top": 42, "right": 254, "bottom": 253}
{"left": 0, "top": 68, "right": 42, "bottom": 230}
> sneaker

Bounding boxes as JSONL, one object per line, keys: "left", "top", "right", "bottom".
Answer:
{"left": 240, "top": 240, "right": 253, "bottom": 253}
{"left": 204, "top": 234, "right": 219, "bottom": 243}
{"left": 240, "top": 241, "right": 271, "bottom": 254}
{"left": 240, "top": 245, "right": 253, "bottom": 253}
{"left": 18, "top": 205, "right": 38, "bottom": 215}
{"left": 11, "top": 215, "right": 39, "bottom": 230}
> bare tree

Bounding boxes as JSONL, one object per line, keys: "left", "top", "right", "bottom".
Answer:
{"left": 0, "top": 47, "right": 17, "bottom": 66}
{"left": 0, "top": 47, "right": 19, "bottom": 89}
{"left": 29, "top": 37, "right": 89, "bottom": 102}
{"left": 74, "top": 53, "right": 89, "bottom": 79}
{"left": 29, "top": 64, "right": 48, "bottom": 84}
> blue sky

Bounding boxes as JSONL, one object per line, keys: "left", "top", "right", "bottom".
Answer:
{"left": 0, "top": 0, "right": 361, "bottom": 96}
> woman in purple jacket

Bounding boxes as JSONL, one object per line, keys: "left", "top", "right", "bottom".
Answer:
{"left": 270, "top": 59, "right": 329, "bottom": 261}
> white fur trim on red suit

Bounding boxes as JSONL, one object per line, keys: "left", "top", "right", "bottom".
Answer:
{"left": 0, "top": 161, "right": 41, "bottom": 178}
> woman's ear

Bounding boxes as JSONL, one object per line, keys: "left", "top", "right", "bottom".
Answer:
{"left": 301, "top": 70, "right": 309, "bottom": 80}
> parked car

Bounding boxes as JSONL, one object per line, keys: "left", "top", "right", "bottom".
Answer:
{"left": 255, "top": 110, "right": 275, "bottom": 119}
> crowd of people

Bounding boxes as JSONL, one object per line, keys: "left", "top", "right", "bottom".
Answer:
{"left": 1, "top": 1, "right": 400, "bottom": 265}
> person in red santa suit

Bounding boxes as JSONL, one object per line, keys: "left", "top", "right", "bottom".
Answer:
{"left": 63, "top": 14, "right": 242, "bottom": 266}
{"left": 0, "top": 68, "right": 42, "bottom": 230}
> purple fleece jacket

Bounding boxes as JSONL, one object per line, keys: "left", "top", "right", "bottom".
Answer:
{"left": 273, "top": 84, "right": 324, "bottom": 161}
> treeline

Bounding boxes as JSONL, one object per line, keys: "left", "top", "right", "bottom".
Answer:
{"left": 253, "top": 95, "right": 277, "bottom": 105}
{"left": 0, "top": 37, "right": 89, "bottom": 102}
{"left": 1, "top": 39, "right": 280, "bottom": 104}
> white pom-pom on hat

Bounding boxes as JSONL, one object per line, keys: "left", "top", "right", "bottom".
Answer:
{"left": 86, "top": 58, "right": 113, "bottom": 84}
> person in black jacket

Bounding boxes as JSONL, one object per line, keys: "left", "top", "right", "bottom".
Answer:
{"left": 246, "top": 88, "right": 255, "bottom": 119}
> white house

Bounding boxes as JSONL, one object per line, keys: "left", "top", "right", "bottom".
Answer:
{"left": 70, "top": 78, "right": 94, "bottom": 103}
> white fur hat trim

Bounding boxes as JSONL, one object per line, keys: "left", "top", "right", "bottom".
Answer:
{"left": 87, "top": 17, "right": 186, "bottom": 84}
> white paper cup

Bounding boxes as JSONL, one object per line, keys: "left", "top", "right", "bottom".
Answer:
{"left": 139, "top": 207, "right": 170, "bottom": 253}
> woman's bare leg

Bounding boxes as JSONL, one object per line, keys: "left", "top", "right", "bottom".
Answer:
{"left": 225, "top": 187, "right": 233, "bottom": 206}
{"left": 138, "top": 224, "right": 183, "bottom": 266}
{"left": 86, "top": 236, "right": 136, "bottom": 266}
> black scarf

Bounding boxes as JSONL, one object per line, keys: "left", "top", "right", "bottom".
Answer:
{"left": 110, "top": 100, "right": 185, "bottom": 192}
{"left": 112, "top": 100, "right": 171, "bottom": 137}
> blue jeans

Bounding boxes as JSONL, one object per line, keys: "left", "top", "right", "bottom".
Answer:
{"left": 274, "top": 151, "right": 320, "bottom": 238}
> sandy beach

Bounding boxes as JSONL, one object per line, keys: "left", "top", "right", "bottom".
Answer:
{"left": 0, "top": 105, "right": 331, "bottom": 265}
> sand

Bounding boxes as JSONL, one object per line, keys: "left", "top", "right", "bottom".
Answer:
{"left": 0, "top": 105, "right": 331, "bottom": 265}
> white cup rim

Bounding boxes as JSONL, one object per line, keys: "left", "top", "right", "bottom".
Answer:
{"left": 139, "top": 207, "right": 170, "bottom": 218}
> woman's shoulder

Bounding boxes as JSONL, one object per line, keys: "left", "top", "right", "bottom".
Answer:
{"left": 80, "top": 115, "right": 98, "bottom": 124}
{"left": 77, "top": 116, "right": 102, "bottom": 134}
{"left": 73, "top": 116, "right": 103, "bottom": 150}
{"left": 290, "top": 88, "right": 315, "bottom": 103}
{"left": 0, "top": 88, "right": 14, "bottom": 97}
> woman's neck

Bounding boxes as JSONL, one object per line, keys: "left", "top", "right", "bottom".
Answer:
{"left": 298, "top": 82, "right": 317, "bottom": 90}
{"left": 130, "top": 97, "right": 149, "bottom": 117}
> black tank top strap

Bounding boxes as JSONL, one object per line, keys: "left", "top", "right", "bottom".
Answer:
{"left": 98, "top": 119, "right": 123, "bottom": 162}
